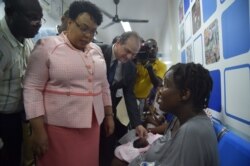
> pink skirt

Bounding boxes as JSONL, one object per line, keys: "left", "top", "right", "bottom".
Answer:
{"left": 37, "top": 113, "right": 100, "bottom": 166}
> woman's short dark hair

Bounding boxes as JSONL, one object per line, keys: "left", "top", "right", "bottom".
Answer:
{"left": 63, "top": 9, "right": 69, "bottom": 18}
{"left": 169, "top": 63, "right": 213, "bottom": 110}
{"left": 68, "top": 1, "right": 103, "bottom": 26}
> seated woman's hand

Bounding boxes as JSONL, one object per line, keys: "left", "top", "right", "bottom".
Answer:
{"left": 145, "top": 115, "right": 160, "bottom": 126}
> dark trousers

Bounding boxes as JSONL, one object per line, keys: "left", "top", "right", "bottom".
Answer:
{"left": 99, "top": 117, "right": 128, "bottom": 166}
{"left": 0, "top": 112, "right": 23, "bottom": 166}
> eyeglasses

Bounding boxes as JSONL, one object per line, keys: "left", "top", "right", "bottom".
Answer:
{"left": 74, "top": 21, "right": 98, "bottom": 36}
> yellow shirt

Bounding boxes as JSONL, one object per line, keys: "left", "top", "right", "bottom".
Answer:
{"left": 134, "top": 59, "right": 167, "bottom": 99}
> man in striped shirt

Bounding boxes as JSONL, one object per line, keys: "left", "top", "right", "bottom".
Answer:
{"left": 0, "top": 0, "right": 42, "bottom": 165}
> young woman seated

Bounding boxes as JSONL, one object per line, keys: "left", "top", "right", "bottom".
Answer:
{"left": 111, "top": 62, "right": 219, "bottom": 166}
{"left": 143, "top": 85, "right": 180, "bottom": 135}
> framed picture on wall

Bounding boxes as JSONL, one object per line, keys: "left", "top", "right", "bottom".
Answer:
{"left": 192, "top": 0, "right": 201, "bottom": 34}
{"left": 179, "top": 0, "right": 184, "bottom": 23}
{"left": 184, "top": 0, "right": 190, "bottom": 14}
{"left": 204, "top": 19, "right": 220, "bottom": 64}
{"left": 180, "top": 24, "right": 185, "bottom": 48}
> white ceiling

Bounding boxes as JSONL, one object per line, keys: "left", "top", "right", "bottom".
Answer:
{"left": 1, "top": 0, "right": 169, "bottom": 50}
{"left": 62, "top": 0, "right": 168, "bottom": 49}
{"left": 0, "top": 0, "right": 172, "bottom": 56}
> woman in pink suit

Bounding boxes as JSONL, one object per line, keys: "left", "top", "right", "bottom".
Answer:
{"left": 23, "top": 1, "right": 114, "bottom": 166}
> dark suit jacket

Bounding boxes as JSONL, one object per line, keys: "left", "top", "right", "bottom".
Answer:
{"left": 100, "top": 44, "right": 141, "bottom": 128}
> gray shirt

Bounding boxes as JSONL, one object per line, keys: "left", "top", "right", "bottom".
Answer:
{"left": 129, "top": 114, "right": 219, "bottom": 166}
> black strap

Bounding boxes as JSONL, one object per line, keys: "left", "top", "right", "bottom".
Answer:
{"left": 217, "top": 127, "right": 228, "bottom": 141}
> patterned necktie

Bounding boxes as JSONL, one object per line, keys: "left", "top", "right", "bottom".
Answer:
{"left": 108, "top": 59, "right": 118, "bottom": 84}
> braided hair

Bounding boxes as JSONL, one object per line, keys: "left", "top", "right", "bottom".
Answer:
{"left": 169, "top": 63, "right": 213, "bottom": 110}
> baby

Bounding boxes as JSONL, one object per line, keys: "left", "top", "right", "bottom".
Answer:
{"left": 115, "top": 133, "right": 162, "bottom": 163}
{"left": 133, "top": 138, "right": 149, "bottom": 148}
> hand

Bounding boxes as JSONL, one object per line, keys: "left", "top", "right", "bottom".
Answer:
{"left": 144, "top": 61, "right": 153, "bottom": 70}
{"left": 145, "top": 115, "right": 160, "bottom": 126}
{"left": 135, "top": 125, "right": 148, "bottom": 138}
{"left": 104, "top": 116, "right": 115, "bottom": 137}
{"left": 31, "top": 128, "right": 49, "bottom": 158}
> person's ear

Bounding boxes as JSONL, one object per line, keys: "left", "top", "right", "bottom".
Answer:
{"left": 61, "top": 16, "right": 65, "bottom": 22}
{"left": 181, "top": 89, "right": 191, "bottom": 101}
{"left": 116, "top": 39, "right": 121, "bottom": 45}
{"left": 68, "top": 19, "right": 73, "bottom": 25}
{"left": 155, "top": 46, "right": 158, "bottom": 53}
{"left": 67, "top": 19, "right": 74, "bottom": 30}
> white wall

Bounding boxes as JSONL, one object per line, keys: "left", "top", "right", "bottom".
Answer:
{"left": 161, "top": 0, "right": 180, "bottom": 65}
{"left": 0, "top": 2, "right": 4, "bottom": 18}
{"left": 0, "top": 2, "right": 59, "bottom": 27}
{"left": 0, "top": 1, "right": 60, "bottom": 39}
{"left": 42, "top": 11, "right": 60, "bottom": 28}
{"left": 39, "top": 0, "right": 61, "bottom": 29}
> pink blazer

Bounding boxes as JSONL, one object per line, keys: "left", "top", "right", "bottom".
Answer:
{"left": 23, "top": 33, "right": 112, "bottom": 128}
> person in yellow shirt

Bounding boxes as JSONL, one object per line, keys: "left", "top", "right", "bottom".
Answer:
{"left": 134, "top": 39, "right": 167, "bottom": 118}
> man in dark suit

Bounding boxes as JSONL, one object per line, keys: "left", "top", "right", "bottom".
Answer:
{"left": 99, "top": 31, "right": 147, "bottom": 166}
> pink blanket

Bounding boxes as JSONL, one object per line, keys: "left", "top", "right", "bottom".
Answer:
{"left": 114, "top": 133, "right": 162, "bottom": 163}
